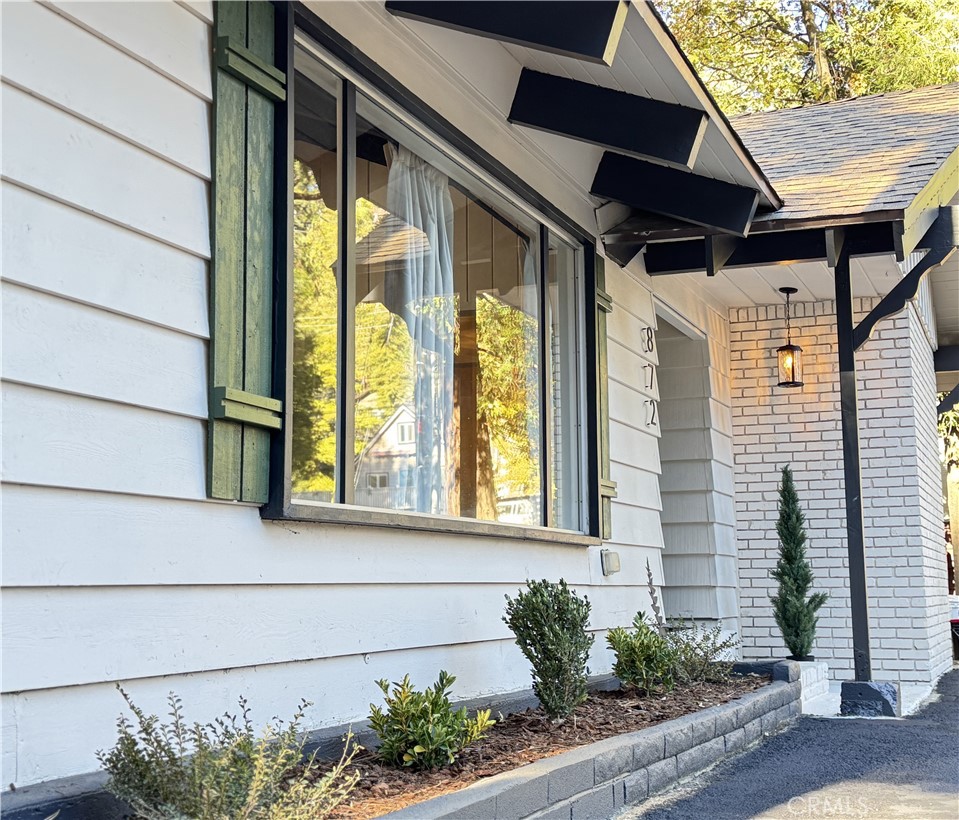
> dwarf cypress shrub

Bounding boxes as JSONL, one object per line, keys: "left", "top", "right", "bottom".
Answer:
{"left": 504, "top": 579, "right": 594, "bottom": 721}
{"left": 770, "top": 466, "right": 828, "bottom": 659}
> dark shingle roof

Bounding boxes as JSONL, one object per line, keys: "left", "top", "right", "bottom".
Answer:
{"left": 731, "top": 83, "right": 959, "bottom": 224}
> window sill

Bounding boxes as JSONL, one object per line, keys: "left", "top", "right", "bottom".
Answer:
{"left": 261, "top": 501, "right": 600, "bottom": 547}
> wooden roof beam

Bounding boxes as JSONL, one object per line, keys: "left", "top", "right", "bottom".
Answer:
{"left": 591, "top": 152, "right": 759, "bottom": 238}
{"left": 385, "top": 1, "right": 628, "bottom": 65}
{"left": 509, "top": 69, "right": 707, "bottom": 169}
{"left": 642, "top": 222, "right": 901, "bottom": 276}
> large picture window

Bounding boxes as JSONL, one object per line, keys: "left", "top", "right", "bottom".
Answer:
{"left": 288, "top": 42, "right": 586, "bottom": 532}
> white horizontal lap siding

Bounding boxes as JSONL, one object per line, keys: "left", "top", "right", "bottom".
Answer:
{"left": 3, "top": 633, "right": 611, "bottom": 787}
{"left": 2, "top": 1, "right": 219, "bottom": 789}
{"left": 0, "top": 486, "right": 593, "bottom": 588}
{"left": 2, "top": 282, "right": 207, "bottom": 418}
{"left": 1, "top": 84, "right": 209, "bottom": 257}
{"left": 2, "top": 183, "right": 209, "bottom": 337}
{"left": 2, "top": 582, "right": 643, "bottom": 693}
{"left": 3, "top": 384, "right": 207, "bottom": 498}
{"left": 3, "top": 1, "right": 210, "bottom": 178}
{"left": 42, "top": 0, "right": 214, "bottom": 101}
{"left": 605, "top": 264, "right": 664, "bottom": 556}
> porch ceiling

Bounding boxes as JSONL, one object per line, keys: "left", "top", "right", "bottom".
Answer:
{"left": 684, "top": 253, "right": 905, "bottom": 307}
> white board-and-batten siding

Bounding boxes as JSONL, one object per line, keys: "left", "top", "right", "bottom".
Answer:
{"left": 1, "top": 0, "right": 724, "bottom": 789}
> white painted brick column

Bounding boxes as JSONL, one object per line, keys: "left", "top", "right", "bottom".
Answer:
{"left": 729, "top": 299, "right": 952, "bottom": 683}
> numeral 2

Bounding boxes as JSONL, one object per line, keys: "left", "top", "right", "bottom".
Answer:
{"left": 645, "top": 400, "right": 658, "bottom": 427}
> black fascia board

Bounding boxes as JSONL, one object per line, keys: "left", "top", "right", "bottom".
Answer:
{"left": 934, "top": 345, "right": 959, "bottom": 373}
{"left": 591, "top": 152, "right": 759, "bottom": 238}
{"left": 385, "top": 1, "right": 627, "bottom": 65}
{"left": 509, "top": 69, "right": 707, "bottom": 169}
{"left": 643, "top": 222, "right": 901, "bottom": 276}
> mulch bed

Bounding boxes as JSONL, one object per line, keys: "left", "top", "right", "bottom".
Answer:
{"left": 321, "top": 675, "right": 769, "bottom": 819}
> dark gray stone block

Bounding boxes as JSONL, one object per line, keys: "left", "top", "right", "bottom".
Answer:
{"left": 389, "top": 774, "right": 506, "bottom": 818}
{"left": 691, "top": 714, "right": 717, "bottom": 745}
{"left": 761, "top": 708, "right": 779, "bottom": 735}
{"left": 612, "top": 777, "right": 627, "bottom": 811}
{"left": 631, "top": 731, "right": 666, "bottom": 768}
{"left": 495, "top": 774, "right": 548, "bottom": 819}
{"left": 739, "top": 689, "right": 773, "bottom": 724}
{"left": 840, "top": 680, "right": 902, "bottom": 717}
{"left": 743, "top": 716, "right": 763, "bottom": 743}
{"left": 593, "top": 742, "right": 633, "bottom": 784}
{"left": 547, "top": 754, "right": 595, "bottom": 805}
{"left": 624, "top": 768, "right": 649, "bottom": 804}
{"left": 663, "top": 716, "right": 697, "bottom": 756}
{"left": 524, "top": 804, "right": 572, "bottom": 820}
{"left": 724, "top": 727, "right": 747, "bottom": 754}
{"left": 732, "top": 660, "right": 777, "bottom": 678}
{"left": 436, "top": 795, "right": 498, "bottom": 819}
{"left": 676, "top": 737, "right": 725, "bottom": 778}
{"left": 647, "top": 756, "right": 678, "bottom": 795}
{"left": 570, "top": 784, "right": 614, "bottom": 820}
{"left": 714, "top": 703, "right": 741, "bottom": 736}
{"left": 773, "top": 660, "right": 801, "bottom": 683}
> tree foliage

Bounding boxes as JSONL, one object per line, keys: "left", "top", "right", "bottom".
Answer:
{"left": 770, "top": 466, "right": 828, "bottom": 658}
{"left": 939, "top": 394, "right": 959, "bottom": 472}
{"left": 656, "top": 0, "right": 959, "bottom": 114}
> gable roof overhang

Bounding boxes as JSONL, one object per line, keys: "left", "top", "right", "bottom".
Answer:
{"left": 385, "top": 0, "right": 780, "bottom": 239}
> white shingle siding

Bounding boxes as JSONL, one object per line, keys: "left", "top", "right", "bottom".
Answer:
{"left": 730, "top": 299, "right": 952, "bottom": 682}
{"left": 657, "top": 327, "right": 740, "bottom": 633}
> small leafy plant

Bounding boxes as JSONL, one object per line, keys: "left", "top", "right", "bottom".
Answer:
{"left": 504, "top": 579, "right": 595, "bottom": 722}
{"left": 665, "top": 619, "right": 740, "bottom": 683}
{"left": 368, "top": 671, "right": 494, "bottom": 770}
{"left": 97, "top": 687, "right": 358, "bottom": 820}
{"left": 606, "top": 613, "right": 675, "bottom": 694}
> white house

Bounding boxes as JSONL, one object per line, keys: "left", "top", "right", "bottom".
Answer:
{"left": 1, "top": 1, "right": 956, "bottom": 812}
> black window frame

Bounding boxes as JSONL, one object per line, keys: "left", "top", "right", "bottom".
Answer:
{"left": 262, "top": 2, "right": 602, "bottom": 545}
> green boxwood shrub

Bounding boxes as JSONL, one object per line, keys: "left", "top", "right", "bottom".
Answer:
{"left": 368, "top": 671, "right": 494, "bottom": 770}
{"left": 503, "top": 578, "right": 594, "bottom": 721}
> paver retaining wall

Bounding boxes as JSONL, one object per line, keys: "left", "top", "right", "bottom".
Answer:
{"left": 384, "top": 662, "right": 802, "bottom": 820}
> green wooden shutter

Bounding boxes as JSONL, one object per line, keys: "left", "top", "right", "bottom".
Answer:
{"left": 209, "top": 1, "right": 286, "bottom": 503}
{"left": 595, "top": 254, "right": 617, "bottom": 540}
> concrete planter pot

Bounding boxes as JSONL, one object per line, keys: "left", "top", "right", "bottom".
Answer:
{"left": 382, "top": 661, "right": 803, "bottom": 820}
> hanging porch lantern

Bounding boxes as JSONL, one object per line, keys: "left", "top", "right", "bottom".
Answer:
{"left": 777, "top": 287, "right": 803, "bottom": 388}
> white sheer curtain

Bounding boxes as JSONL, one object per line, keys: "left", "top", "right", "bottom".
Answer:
{"left": 384, "top": 144, "right": 456, "bottom": 515}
